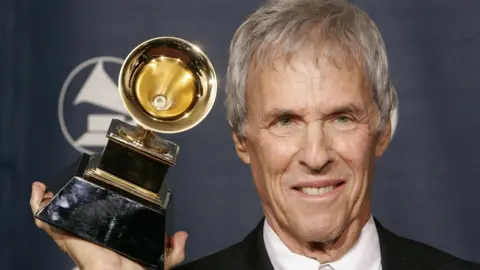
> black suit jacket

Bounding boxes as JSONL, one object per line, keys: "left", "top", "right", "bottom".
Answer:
{"left": 174, "top": 218, "right": 480, "bottom": 270}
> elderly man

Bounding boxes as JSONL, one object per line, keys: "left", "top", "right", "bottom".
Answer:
{"left": 30, "top": 0, "right": 480, "bottom": 269}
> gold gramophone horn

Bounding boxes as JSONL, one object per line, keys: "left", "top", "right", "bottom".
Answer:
{"left": 118, "top": 37, "right": 217, "bottom": 134}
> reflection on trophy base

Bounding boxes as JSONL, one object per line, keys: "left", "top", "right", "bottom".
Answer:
{"left": 36, "top": 154, "right": 170, "bottom": 269}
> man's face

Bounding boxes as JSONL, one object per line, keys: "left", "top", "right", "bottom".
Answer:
{"left": 233, "top": 52, "right": 391, "bottom": 244}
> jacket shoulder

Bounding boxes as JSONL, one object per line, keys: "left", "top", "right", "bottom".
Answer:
{"left": 173, "top": 241, "right": 246, "bottom": 270}
{"left": 374, "top": 219, "right": 480, "bottom": 270}
{"left": 173, "top": 220, "right": 272, "bottom": 270}
{"left": 394, "top": 232, "right": 480, "bottom": 269}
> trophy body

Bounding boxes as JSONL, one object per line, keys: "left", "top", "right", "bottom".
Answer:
{"left": 35, "top": 37, "right": 217, "bottom": 269}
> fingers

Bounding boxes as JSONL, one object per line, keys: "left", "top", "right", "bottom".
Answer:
{"left": 45, "top": 191, "right": 54, "bottom": 199}
{"left": 30, "top": 181, "right": 57, "bottom": 234}
{"left": 30, "top": 182, "right": 47, "bottom": 215}
{"left": 165, "top": 231, "right": 188, "bottom": 268}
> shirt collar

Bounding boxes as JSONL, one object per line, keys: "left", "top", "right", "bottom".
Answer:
{"left": 263, "top": 216, "right": 381, "bottom": 270}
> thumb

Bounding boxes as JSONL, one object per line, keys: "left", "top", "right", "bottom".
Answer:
{"left": 165, "top": 231, "right": 188, "bottom": 268}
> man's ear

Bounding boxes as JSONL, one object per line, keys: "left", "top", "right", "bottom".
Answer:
{"left": 232, "top": 132, "right": 250, "bottom": 164}
{"left": 376, "top": 119, "right": 391, "bottom": 157}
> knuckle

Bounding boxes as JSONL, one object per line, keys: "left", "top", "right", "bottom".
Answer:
{"left": 34, "top": 219, "right": 43, "bottom": 229}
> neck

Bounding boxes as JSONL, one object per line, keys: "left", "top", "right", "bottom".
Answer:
{"left": 264, "top": 208, "right": 371, "bottom": 263}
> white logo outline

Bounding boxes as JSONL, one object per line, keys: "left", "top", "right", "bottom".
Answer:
{"left": 58, "top": 56, "right": 124, "bottom": 154}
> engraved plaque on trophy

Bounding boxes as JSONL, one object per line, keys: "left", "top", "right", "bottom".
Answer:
{"left": 35, "top": 37, "right": 217, "bottom": 269}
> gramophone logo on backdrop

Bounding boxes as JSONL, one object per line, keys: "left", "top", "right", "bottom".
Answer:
{"left": 58, "top": 57, "right": 135, "bottom": 154}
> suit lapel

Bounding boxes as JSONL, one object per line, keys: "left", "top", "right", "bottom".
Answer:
{"left": 375, "top": 219, "right": 426, "bottom": 270}
{"left": 237, "top": 219, "right": 274, "bottom": 270}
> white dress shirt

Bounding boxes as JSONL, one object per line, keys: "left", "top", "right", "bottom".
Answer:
{"left": 263, "top": 216, "right": 382, "bottom": 270}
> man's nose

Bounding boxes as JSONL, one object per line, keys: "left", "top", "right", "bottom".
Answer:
{"left": 298, "top": 123, "right": 333, "bottom": 173}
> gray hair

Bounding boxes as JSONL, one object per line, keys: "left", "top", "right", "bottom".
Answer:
{"left": 225, "top": 0, "right": 398, "bottom": 137}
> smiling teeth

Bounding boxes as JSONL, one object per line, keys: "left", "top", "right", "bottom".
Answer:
{"left": 301, "top": 185, "right": 335, "bottom": 196}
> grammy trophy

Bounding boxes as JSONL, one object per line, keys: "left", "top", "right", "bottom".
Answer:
{"left": 35, "top": 36, "right": 217, "bottom": 269}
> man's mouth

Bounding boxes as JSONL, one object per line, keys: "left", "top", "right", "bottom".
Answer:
{"left": 292, "top": 181, "right": 345, "bottom": 196}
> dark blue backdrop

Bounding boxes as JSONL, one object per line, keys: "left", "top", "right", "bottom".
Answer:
{"left": 1, "top": 0, "right": 479, "bottom": 269}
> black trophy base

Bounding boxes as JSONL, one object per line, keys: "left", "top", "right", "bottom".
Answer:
{"left": 35, "top": 156, "right": 169, "bottom": 269}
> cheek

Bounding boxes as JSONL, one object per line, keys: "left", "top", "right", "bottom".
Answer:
{"left": 249, "top": 134, "right": 300, "bottom": 195}
{"left": 333, "top": 130, "right": 373, "bottom": 169}
{"left": 332, "top": 130, "right": 375, "bottom": 197}
{"left": 253, "top": 133, "right": 300, "bottom": 175}
{"left": 331, "top": 131, "right": 375, "bottom": 216}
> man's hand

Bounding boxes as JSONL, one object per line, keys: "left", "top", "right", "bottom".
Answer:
{"left": 30, "top": 181, "right": 187, "bottom": 270}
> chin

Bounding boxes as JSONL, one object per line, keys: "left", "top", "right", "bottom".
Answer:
{"left": 292, "top": 213, "right": 346, "bottom": 243}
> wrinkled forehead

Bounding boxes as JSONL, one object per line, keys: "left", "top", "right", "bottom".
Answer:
{"left": 245, "top": 40, "right": 370, "bottom": 101}
{"left": 247, "top": 34, "right": 368, "bottom": 88}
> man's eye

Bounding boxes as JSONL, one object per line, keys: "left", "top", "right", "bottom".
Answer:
{"left": 335, "top": 115, "right": 352, "bottom": 123}
{"left": 269, "top": 114, "right": 303, "bottom": 137}
{"left": 277, "top": 115, "right": 292, "bottom": 125}
{"left": 332, "top": 115, "right": 357, "bottom": 131}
